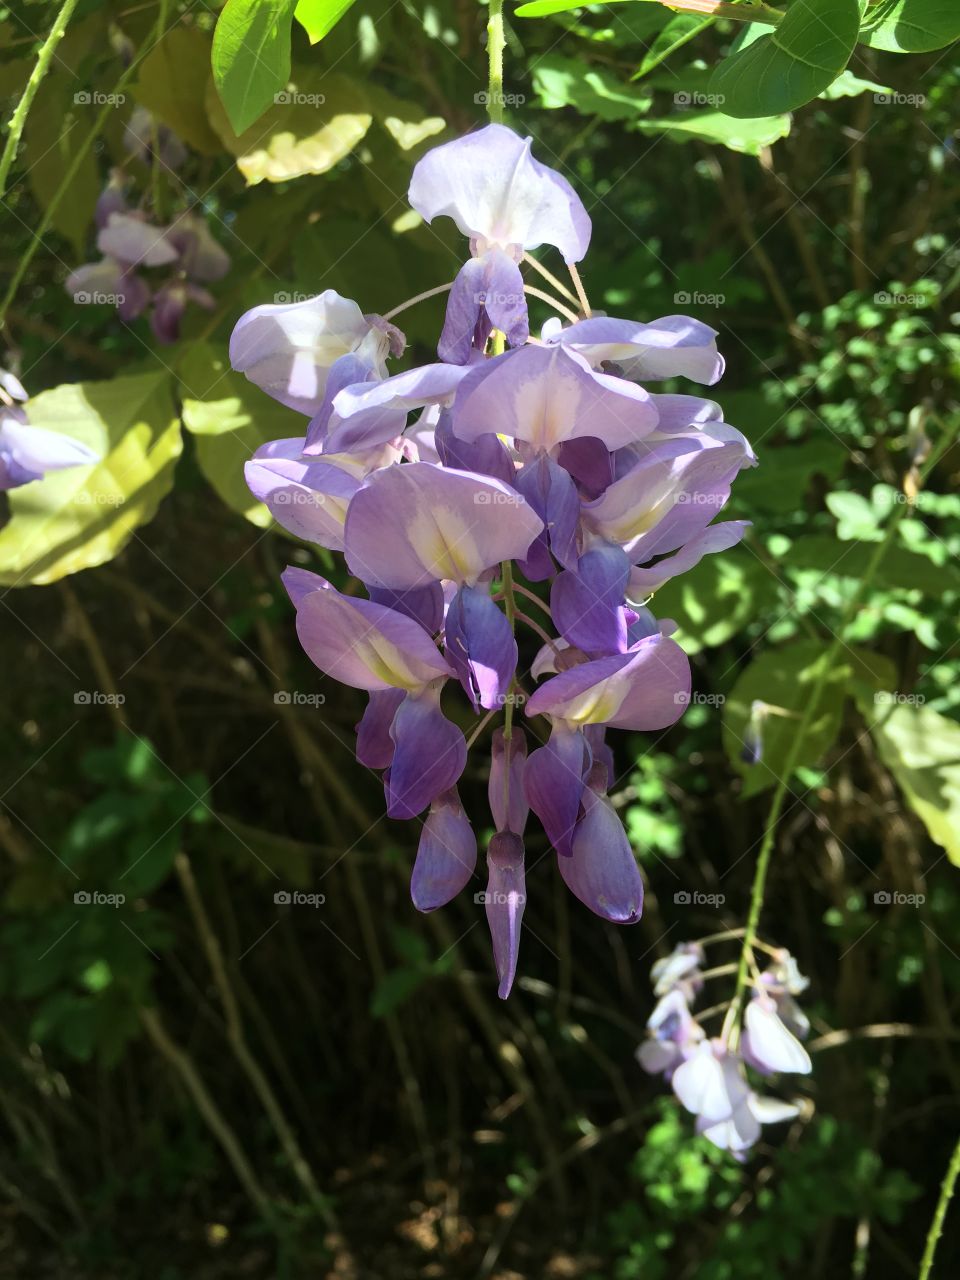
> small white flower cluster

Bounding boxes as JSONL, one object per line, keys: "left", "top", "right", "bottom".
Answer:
{"left": 637, "top": 941, "right": 812, "bottom": 1159}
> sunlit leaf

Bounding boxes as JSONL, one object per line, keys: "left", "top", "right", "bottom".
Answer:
{"left": 710, "top": 0, "right": 860, "bottom": 117}
{"left": 0, "top": 373, "right": 182, "bottom": 587}
{"left": 180, "top": 342, "right": 293, "bottom": 527}
{"left": 206, "top": 69, "right": 372, "bottom": 184}
{"left": 212, "top": 0, "right": 298, "bottom": 135}
{"left": 636, "top": 108, "right": 791, "bottom": 154}
{"left": 860, "top": 0, "right": 960, "bottom": 52}
{"left": 864, "top": 699, "right": 960, "bottom": 866}
{"left": 295, "top": 0, "right": 359, "bottom": 42}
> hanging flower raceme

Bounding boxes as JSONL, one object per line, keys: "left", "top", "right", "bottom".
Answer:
{"left": 65, "top": 112, "right": 230, "bottom": 342}
{"left": 233, "top": 121, "right": 757, "bottom": 998}
{"left": 637, "top": 940, "right": 811, "bottom": 1158}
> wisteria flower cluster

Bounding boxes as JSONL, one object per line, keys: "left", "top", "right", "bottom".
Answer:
{"left": 66, "top": 109, "right": 230, "bottom": 343}
{"left": 637, "top": 940, "right": 812, "bottom": 1156}
{"left": 0, "top": 366, "right": 98, "bottom": 491}
{"left": 232, "top": 123, "right": 756, "bottom": 998}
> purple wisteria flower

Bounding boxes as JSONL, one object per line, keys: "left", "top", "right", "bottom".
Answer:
{"left": 0, "top": 370, "right": 99, "bottom": 491}
{"left": 66, "top": 129, "right": 230, "bottom": 342}
{"left": 233, "top": 122, "right": 757, "bottom": 998}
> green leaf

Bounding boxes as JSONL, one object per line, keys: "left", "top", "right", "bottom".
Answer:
{"left": 180, "top": 342, "right": 292, "bottom": 526}
{"left": 206, "top": 68, "right": 372, "bottom": 184}
{"left": 786, "top": 535, "right": 960, "bottom": 596}
{"left": 733, "top": 438, "right": 847, "bottom": 513}
{"left": 25, "top": 73, "right": 99, "bottom": 256}
{"left": 709, "top": 0, "right": 860, "bottom": 118}
{"left": 723, "top": 641, "right": 896, "bottom": 796}
{"left": 295, "top": 0, "right": 359, "bottom": 42}
{"left": 635, "top": 109, "right": 791, "bottom": 155}
{"left": 211, "top": 0, "right": 298, "bottom": 135}
{"left": 0, "top": 373, "right": 182, "bottom": 587}
{"left": 533, "top": 54, "right": 652, "bottom": 120}
{"left": 636, "top": 14, "right": 712, "bottom": 79}
{"left": 860, "top": 0, "right": 960, "bottom": 52}
{"left": 132, "top": 27, "right": 222, "bottom": 154}
{"left": 819, "top": 68, "right": 892, "bottom": 98}
{"left": 370, "top": 967, "right": 426, "bottom": 1017}
{"left": 864, "top": 700, "right": 960, "bottom": 866}
{"left": 652, "top": 554, "right": 780, "bottom": 655}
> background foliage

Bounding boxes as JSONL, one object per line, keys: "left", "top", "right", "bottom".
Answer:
{"left": 0, "top": 0, "right": 959, "bottom": 1274}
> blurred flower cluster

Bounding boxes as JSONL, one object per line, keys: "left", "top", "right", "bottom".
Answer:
{"left": 231, "top": 124, "right": 756, "bottom": 997}
{"left": 65, "top": 108, "right": 230, "bottom": 343}
{"left": 638, "top": 939, "right": 812, "bottom": 1156}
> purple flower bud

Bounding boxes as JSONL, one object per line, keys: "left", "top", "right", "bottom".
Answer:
{"left": 411, "top": 788, "right": 477, "bottom": 911}
{"left": 488, "top": 727, "right": 528, "bottom": 835}
{"left": 484, "top": 831, "right": 527, "bottom": 1000}
{"left": 444, "top": 583, "right": 517, "bottom": 711}
{"left": 560, "top": 774, "right": 643, "bottom": 923}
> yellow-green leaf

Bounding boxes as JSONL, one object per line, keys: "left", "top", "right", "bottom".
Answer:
{"left": 865, "top": 699, "right": 960, "bottom": 867}
{"left": 205, "top": 69, "right": 372, "bottom": 184}
{"left": 180, "top": 342, "right": 294, "bottom": 526}
{"left": 0, "top": 373, "right": 182, "bottom": 586}
{"left": 294, "top": 0, "right": 358, "bottom": 43}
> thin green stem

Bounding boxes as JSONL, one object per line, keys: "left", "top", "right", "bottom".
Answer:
{"left": 725, "top": 414, "right": 960, "bottom": 1040}
{"left": 0, "top": 0, "right": 81, "bottom": 201}
{"left": 919, "top": 1133, "right": 960, "bottom": 1280}
{"left": 486, "top": 0, "right": 505, "bottom": 124}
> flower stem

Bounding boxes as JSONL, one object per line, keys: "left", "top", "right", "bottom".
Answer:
{"left": 725, "top": 412, "right": 960, "bottom": 1041}
{"left": 523, "top": 253, "right": 580, "bottom": 307}
{"left": 566, "top": 262, "right": 592, "bottom": 318}
{"left": 486, "top": 0, "right": 505, "bottom": 124}
{"left": 919, "top": 1132, "right": 960, "bottom": 1280}
{"left": 524, "top": 285, "right": 579, "bottom": 324}
{"left": 0, "top": 0, "right": 81, "bottom": 202}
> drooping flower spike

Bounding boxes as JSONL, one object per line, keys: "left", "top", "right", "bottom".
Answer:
{"left": 637, "top": 941, "right": 811, "bottom": 1158}
{"left": 233, "top": 121, "right": 757, "bottom": 999}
